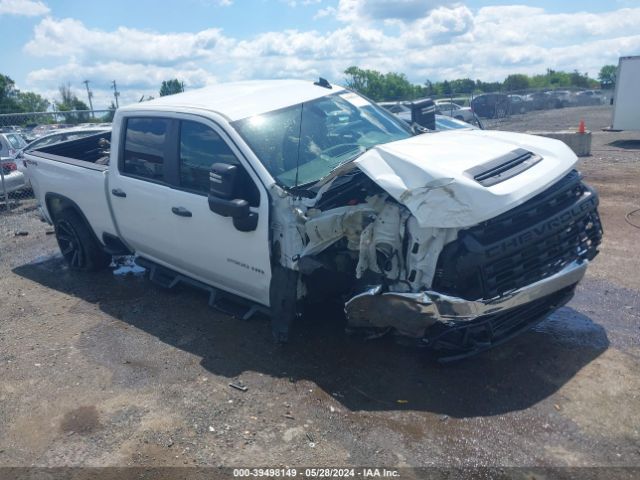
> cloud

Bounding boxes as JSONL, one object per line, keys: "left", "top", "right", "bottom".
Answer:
{"left": 25, "top": 18, "right": 232, "bottom": 65}
{"left": 282, "top": 0, "right": 321, "bottom": 7}
{"left": 20, "top": 5, "right": 640, "bottom": 109}
{"left": 0, "top": 0, "right": 49, "bottom": 16}
{"left": 328, "top": 0, "right": 446, "bottom": 22}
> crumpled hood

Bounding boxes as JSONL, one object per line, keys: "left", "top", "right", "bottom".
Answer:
{"left": 354, "top": 129, "right": 578, "bottom": 228}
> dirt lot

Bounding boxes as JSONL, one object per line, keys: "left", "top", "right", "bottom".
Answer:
{"left": 0, "top": 105, "right": 639, "bottom": 474}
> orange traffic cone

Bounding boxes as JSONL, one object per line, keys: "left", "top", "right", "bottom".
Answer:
{"left": 578, "top": 119, "right": 586, "bottom": 134}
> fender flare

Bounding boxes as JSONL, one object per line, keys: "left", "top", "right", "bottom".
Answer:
{"left": 44, "top": 192, "right": 105, "bottom": 248}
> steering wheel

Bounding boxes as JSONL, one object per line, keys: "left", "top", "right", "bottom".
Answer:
{"left": 320, "top": 143, "right": 364, "bottom": 160}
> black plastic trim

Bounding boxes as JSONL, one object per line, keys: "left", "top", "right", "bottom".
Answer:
{"left": 102, "top": 232, "right": 133, "bottom": 255}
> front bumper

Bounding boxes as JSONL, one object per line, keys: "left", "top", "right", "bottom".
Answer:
{"left": 345, "top": 259, "right": 587, "bottom": 338}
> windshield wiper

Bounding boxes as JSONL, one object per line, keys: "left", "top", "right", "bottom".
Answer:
{"left": 330, "top": 146, "right": 369, "bottom": 173}
{"left": 288, "top": 147, "right": 370, "bottom": 194}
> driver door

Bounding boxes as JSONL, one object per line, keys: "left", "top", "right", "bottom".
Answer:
{"left": 110, "top": 115, "right": 272, "bottom": 306}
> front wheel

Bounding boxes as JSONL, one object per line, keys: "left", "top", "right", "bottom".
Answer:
{"left": 269, "top": 265, "right": 300, "bottom": 342}
{"left": 54, "top": 208, "right": 111, "bottom": 272}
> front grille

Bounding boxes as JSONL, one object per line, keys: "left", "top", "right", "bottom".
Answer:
{"left": 433, "top": 170, "right": 603, "bottom": 300}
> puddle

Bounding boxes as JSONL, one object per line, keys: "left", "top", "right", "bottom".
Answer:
{"left": 60, "top": 405, "right": 101, "bottom": 435}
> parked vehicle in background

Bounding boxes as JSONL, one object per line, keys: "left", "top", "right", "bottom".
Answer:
{"left": 28, "top": 124, "right": 73, "bottom": 142}
{"left": 434, "top": 100, "right": 475, "bottom": 123}
{"left": 470, "top": 93, "right": 510, "bottom": 118}
{"left": 378, "top": 101, "right": 412, "bottom": 123}
{"left": 21, "top": 126, "right": 111, "bottom": 153}
{"left": 612, "top": 55, "right": 640, "bottom": 131}
{"left": 1, "top": 132, "right": 28, "bottom": 156}
{"left": 547, "top": 90, "right": 573, "bottom": 108}
{"left": 434, "top": 114, "right": 476, "bottom": 130}
{"left": 23, "top": 79, "right": 603, "bottom": 360}
{"left": 575, "top": 89, "right": 604, "bottom": 106}
{"left": 525, "top": 92, "right": 553, "bottom": 110}
{"left": 507, "top": 94, "right": 531, "bottom": 114}
{"left": 0, "top": 132, "right": 29, "bottom": 194}
{"left": 378, "top": 98, "right": 436, "bottom": 130}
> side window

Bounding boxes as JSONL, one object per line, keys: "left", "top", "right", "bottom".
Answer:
{"left": 123, "top": 118, "right": 170, "bottom": 182}
{"left": 179, "top": 120, "right": 260, "bottom": 206}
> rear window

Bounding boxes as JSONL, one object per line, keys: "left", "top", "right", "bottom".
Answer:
{"left": 123, "top": 118, "right": 170, "bottom": 182}
{"left": 6, "top": 134, "right": 26, "bottom": 149}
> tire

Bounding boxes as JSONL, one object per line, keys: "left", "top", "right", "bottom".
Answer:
{"left": 54, "top": 208, "right": 111, "bottom": 272}
{"left": 269, "top": 265, "right": 300, "bottom": 342}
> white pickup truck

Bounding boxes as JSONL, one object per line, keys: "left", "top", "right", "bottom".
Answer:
{"left": 23, "top": 79, "right": 603, "bottom": 360}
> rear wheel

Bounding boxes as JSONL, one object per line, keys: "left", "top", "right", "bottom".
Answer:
{"left": 54, "top": 208, "right": 111, "bottom": 271}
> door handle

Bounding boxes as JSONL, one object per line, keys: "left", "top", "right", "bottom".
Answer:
{"left": 111, "top": 188, "right": 127, "bottom": 198}
{"left": 171, "top": 206, "right": 192, "bottom": 217}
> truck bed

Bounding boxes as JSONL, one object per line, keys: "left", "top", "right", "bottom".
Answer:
{"left": 32, "top": 131, "right": 112, "bottom": 167}
{"left": 24, "top": 131, "right": 118, "bottom": 244}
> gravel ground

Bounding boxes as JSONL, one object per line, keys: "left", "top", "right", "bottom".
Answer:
{"left": 0, "top": 105, "right": 639, "bottom": 476}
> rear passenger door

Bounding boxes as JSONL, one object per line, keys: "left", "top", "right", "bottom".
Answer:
{"left": 109, "top": 115, "right": 272, "bottom": 306}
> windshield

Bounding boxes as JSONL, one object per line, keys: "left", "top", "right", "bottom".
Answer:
{"left": 232, "top": 91, "right": 412, "bottom": 188}
{"left": 435, "top": 115, "right": 476, "bottom": 130}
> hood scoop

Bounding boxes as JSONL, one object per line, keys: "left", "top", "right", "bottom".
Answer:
{"left": 465, "top": 148, "right": 542, "bottom": 187}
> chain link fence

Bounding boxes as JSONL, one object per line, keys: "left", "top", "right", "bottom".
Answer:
{"left": 0, "top": 110, "right": 112, "bottom": 244}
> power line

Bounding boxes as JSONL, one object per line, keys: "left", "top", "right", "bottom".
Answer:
{"left": 111, "top": 80, "right": 120, "bottom": 108}
{"left": 82, "top": 80, "right": 94, "bottom": 114}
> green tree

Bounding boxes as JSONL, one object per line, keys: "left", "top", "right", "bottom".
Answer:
{"left": 16, "top": 91, "right": 49, "bottom": 112}
{"left": 0, "top": 74, "right": 20, "bottom": 113}
{"left": 344, "top": 66, "right": 385, "bottom": 100}
{"left": 344, "top": 66, "right": 423, "bottom": 101}
{"left": 423, "top": 80, "right": 434, "bottom": 96}
{"left": 598, "top": 65, "right": 616, "bottom": 89}
{"left": 449, "top": 78, "right": 476, "bottom": 94}
{"left": 503, "top": 74, "right": 529, "bottom": 91}
{"left": 55, "top": 83, "right": 90, "bottom": 123}
{"left": 159, "top": 79, "right": 185, "bottom": 97}
{"left": 475, "top": 79, "right": 502, "bottom": 93}
{"left": 569, "top": 70, "right": 591, "bottom": 88}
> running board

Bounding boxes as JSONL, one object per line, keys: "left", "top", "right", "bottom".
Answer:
{"left": 135, "top": 257, "right": 270, "bottom": 321}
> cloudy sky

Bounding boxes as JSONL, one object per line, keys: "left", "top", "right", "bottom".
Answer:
{"left": 1, "top": 0, "right": 639, "bottom": 109}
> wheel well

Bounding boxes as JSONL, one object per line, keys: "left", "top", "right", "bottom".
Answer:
{"left": 45, "top": 193, "right": 103, "bottom": 247}
{"left": 45, "top": 194, "right": 79, "bottom": 222}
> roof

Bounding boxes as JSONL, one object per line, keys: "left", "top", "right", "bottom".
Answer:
{"left": 121, "top": 79, "right": 344, "bottom": 121}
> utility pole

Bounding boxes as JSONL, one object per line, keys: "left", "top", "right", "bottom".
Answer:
{"left": 82, "top": 80, "right": 94, "bottom": 117}
{"left": 111, "top": 80, "right": 120, "bottom": 108}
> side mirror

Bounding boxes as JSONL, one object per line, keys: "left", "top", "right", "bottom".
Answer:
{"left": 209, "top": 162, "right": 237, "bottom": 199}
{"left": 208, "top": 162, "right": 258, "bottom": 232}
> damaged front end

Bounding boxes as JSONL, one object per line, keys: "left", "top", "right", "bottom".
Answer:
{"left": 270, "top": 131, "right": 602, "bottom": 359}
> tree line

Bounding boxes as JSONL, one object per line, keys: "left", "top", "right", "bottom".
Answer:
{"left": 343, "top": 65, "right": 617, "bottom": 102}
